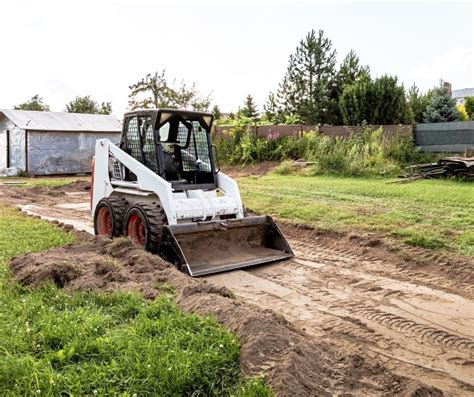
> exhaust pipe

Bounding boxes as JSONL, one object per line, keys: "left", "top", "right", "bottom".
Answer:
{"left": 160, "top": 216, "right": 293, "bottom": 276}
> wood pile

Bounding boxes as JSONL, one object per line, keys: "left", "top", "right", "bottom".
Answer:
{"left": 403, "top": 157, "right": 474, "bottom": 181}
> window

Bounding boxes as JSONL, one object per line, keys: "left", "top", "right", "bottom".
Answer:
{"left": 139, "top": 116, "right": 159, "bottom": 173}
{"left": 180, "top": 121, "right": 211, "bottom": 172}
{"left": 124, "top": 116, "right": 159, "bottom": 174}
{"left": 158, "top": 123, "right": 170, "bottom": 141}
{"left": 125, "top": 117, "right": 141, "bottom": 161}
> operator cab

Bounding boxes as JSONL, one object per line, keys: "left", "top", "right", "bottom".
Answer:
{"left": 119, "top": 109, "right": 217, "bottom": 191}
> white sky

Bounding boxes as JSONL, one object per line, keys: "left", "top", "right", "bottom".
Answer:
{"left": 1, "top": 0, "right": 473, "bottom": 116}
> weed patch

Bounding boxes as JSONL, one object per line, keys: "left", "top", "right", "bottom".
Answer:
{"left": 216, "top": 127, "right": 436, "bottom": 177}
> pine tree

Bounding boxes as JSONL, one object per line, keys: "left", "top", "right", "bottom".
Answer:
{"left": 423, "top": 86, "right": 460, "bottom": 123}
{"left": 407, "top": 84, "right": 430, "bottom": 123}
{"left": 212, "top": 105, "right": 222, "bottom": 120}
{"left": 276, "top": 29, "right": 337, "bottom": 125}
{"left": 329, "top": 50, "right": 369, "bottom": 124}
{"left": 241, "top": 95, "right": 259, "bottom": 119}
{"left": 339, "top": 74, "right": 409, "bottom": 125}
{"left": 263, "top": 92, "right": 283, "bottom": 123}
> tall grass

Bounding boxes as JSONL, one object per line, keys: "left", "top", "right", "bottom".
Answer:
{"left": 215, "top": 127, "right": 434, "bottom": 177}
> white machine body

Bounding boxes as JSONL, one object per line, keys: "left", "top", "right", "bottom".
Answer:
{"left": 91, "top": 138, "right": 244, "bottom": 225}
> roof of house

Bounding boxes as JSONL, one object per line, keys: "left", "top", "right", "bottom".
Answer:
{"left": 452, "top": 88, "right": 474, "bottom": 99}
{"left": 0, "top": 109, "right": 122, "bottom": 132}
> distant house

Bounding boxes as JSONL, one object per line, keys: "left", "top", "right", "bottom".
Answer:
{"left": 0, "top": 110, "right": 122, "bottom": 175}
{"left": 452, "top": 88, "right": 474, "bottom": 105}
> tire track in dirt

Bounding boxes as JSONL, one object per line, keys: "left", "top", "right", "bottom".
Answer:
{"left": 289, "top": 237, "right": 474, "bottom": 298}
{"left": 207, "top": 239, "right": 474, "bottom": 396}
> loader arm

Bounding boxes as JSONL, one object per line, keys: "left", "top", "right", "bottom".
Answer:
{"left": 92, "top": 138, "right": 178, "bottom": 223}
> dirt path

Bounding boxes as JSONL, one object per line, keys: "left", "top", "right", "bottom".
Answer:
{"left": 208, "top": 230, "right": 474, "bottom": 395}
{"left": 2, "top": 182, "right": 473, "bottom": 396}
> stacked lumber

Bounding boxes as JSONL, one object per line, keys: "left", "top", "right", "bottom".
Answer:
{"left": 405, "top": 157, "right": 474, "bottom": 180}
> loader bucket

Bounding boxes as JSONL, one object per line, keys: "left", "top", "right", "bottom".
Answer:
{"left": 160, "top": 216, "right": 293, "bottom": 276}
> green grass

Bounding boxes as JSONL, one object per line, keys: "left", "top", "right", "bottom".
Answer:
{"left": 238, "top": 174, "right": 474, "bottom": 257}
{"left": 0, "top": 204, "right": 272, "bottom": 396}
{"left": 0, "top": 176, "right": 87, "bottom": 188}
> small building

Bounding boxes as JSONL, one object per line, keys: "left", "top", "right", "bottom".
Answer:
{"left": 0, "top": 110, "right": 122, "bottom": 175}
{"left": 452, "top": 88, "right": 474, "bottom": 105}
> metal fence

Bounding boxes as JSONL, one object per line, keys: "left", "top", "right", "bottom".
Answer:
{"left": 414, "top": 121, "right": 474, "bottom": 153}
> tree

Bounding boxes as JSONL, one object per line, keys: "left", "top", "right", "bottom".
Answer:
{"left": 339, "top": 74, "right": 409, "bottom": 125}
{"left": 212, "top": 105, "right": 222, "bottom": 120}
{"left": 275, "top": 29, "right": 337, "bottom": 124}
{"left": 66, "top": 96, "right": 112, "bottom": 114}
{"left": 329, "top": 50, "right": 369, "bottom": 124}
{"left": 457, "top": 104, "right": 469, "bottom": 121}
{"left": 14, "top": 95, "right": 50, "bottom": 111}
{"left": 406, "top": 84, "right": 430, "bottom": 123}
{"left": 240, "top": 95, "right": 259, "bottom": 119}
{"left": 423, "top": 86, "right": 459, "bottom": 123}
{"left": 464, "top": 96, "right": 474, "bottom": 120}
{"left": 128, "top": 70, "right": 211, "bottom": 111}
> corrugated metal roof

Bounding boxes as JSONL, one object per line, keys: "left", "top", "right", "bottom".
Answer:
{"left": 452, "top": 88, "right": 474, "bottom": 99}
{"left": 0, "top": 109, "right": 122, "bottom": 132}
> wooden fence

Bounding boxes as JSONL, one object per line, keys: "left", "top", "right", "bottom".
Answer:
{"left": 215, "top": 122, "right": 474, "bottom": 153}
{"left": 214, "top": 124, "right": 413, "bottom": 140}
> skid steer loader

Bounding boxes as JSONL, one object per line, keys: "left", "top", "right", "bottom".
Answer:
{"left": 91, "top": 109, "right": 293, "bottom": 276}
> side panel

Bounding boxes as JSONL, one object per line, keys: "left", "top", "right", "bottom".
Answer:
{"left": 28, "top": 131, "right": 120, "bottom": 175}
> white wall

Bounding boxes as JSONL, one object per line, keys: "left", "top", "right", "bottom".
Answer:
{"left": 0, "top": 130, "right": 7, "bottom": 170}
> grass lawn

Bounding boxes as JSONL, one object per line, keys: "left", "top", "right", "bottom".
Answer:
{"left": 0, "top": 204, "right": 270, "bottom": 396}
{"left": 0, "top": 176, "right": 89, "bottom": 188}
{"left": 238, "top": 174, "right": 474, "bottom": 257}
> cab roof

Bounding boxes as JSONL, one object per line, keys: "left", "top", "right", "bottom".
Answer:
{"left": 124, "top": 108, "right": 213, "bottom": 119}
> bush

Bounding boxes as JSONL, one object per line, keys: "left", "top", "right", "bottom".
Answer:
{"left": 216, "top": 127, "right": 433, "bottom": 177}
{"left": 464, "top": 96, "right": 474, "bottom": 120}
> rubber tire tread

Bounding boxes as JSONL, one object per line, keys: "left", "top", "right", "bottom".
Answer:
{"left": 124, "top": 201, "right": 167, "bottom": 253}
{"left": 94, "top": 196, "right": 129, "bottom": 237}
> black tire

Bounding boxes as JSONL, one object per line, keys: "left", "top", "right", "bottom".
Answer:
{"left": 94, "top": 197, "right": 128, "bottom": 237}
{"left": 123, "top": 202, "right": 167, "bottom": 253}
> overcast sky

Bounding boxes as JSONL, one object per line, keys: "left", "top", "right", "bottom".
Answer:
{"left": 1, "top": 0, "right": 472, "bottom": 116}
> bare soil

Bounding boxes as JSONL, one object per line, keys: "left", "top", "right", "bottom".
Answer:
{"left": 1, "top": 181, "right": 473, "bottom": 396}
{"left": 221, "top": 161, "right": 279, "bottom": 178}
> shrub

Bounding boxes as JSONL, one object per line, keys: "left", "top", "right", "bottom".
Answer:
{"left": 464, "top": 96, "right": 474, "bottom": 120}
{"left": 216, "top": 127, "right": 433, "bottom": 177}
{"left": 457, "top": 104, "right": 469, "bottom": 121}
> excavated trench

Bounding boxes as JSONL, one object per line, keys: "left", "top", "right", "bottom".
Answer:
{"left": 1, "top": 181, "right": 473, "bottom": 396}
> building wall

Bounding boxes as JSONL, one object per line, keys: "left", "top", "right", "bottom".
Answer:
{"left": 0, "top": 130, "right": 7, "bottom": 170}
{"left": 0, "top": 115, "right": 26, "bottom": 172}
{"left": 27, "top": 131, "right": 120, "bottom": 175}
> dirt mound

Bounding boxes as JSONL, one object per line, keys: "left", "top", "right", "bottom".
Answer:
{"left": 1, "top": 180, "right": 90, "bottom": 203}
{"left": 9, "top": 234, "right": 444, "bottom": 396}
{"left": 53, "top": 179, "right": 91, "bottom": 192}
